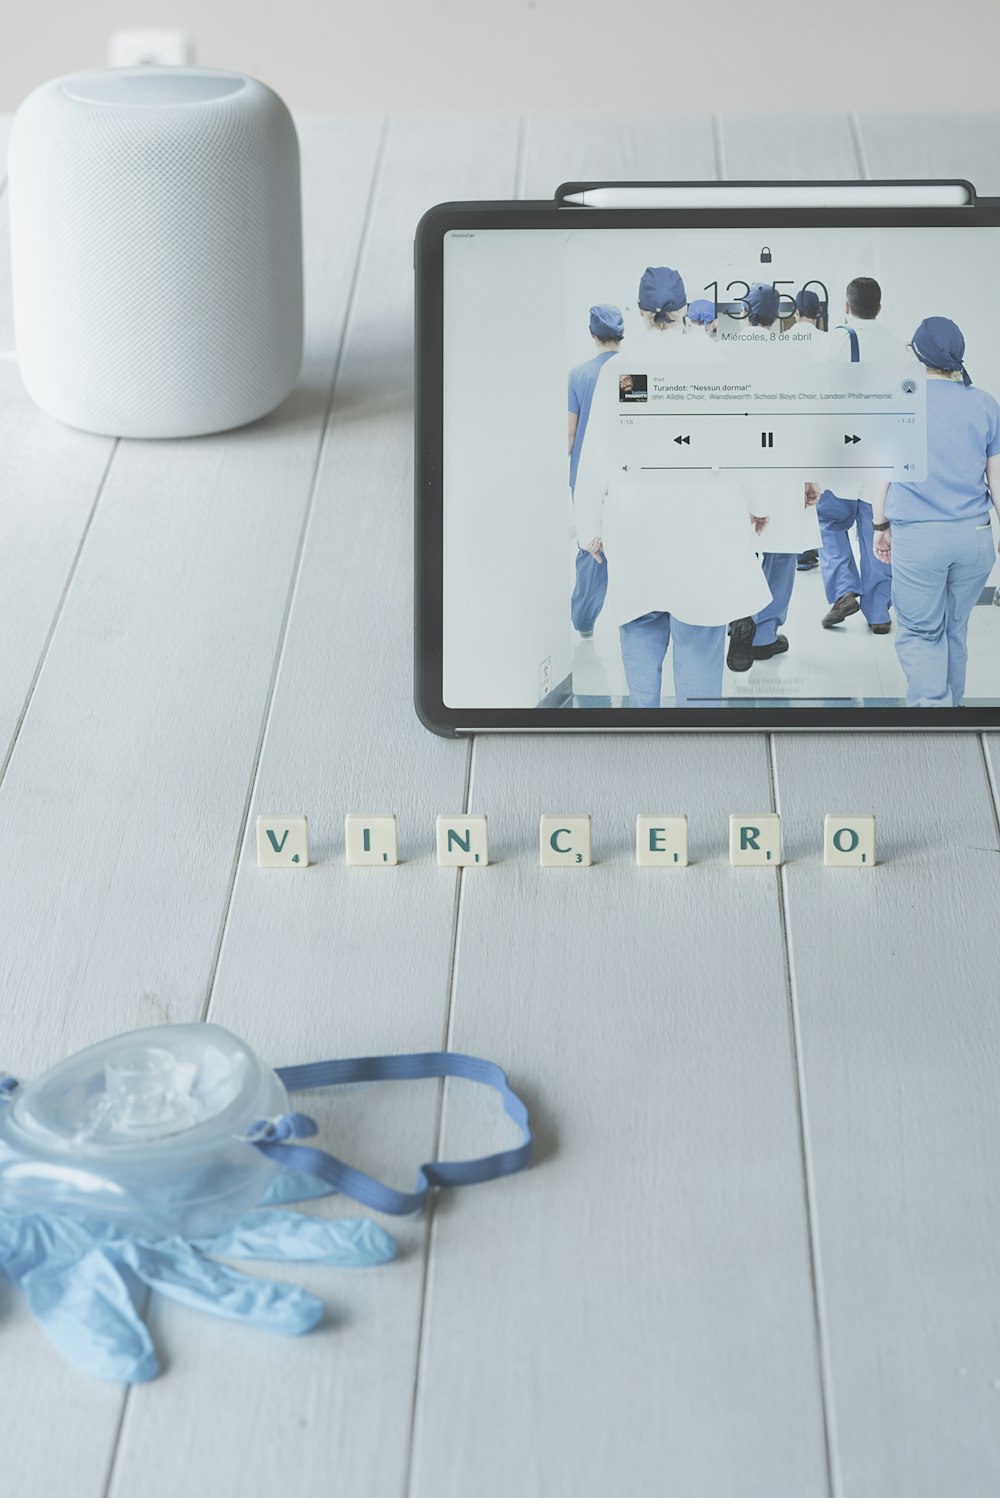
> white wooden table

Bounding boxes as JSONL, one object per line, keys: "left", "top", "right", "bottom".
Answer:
{"left": 1, "top": 112, "right": 999, "bottom": 1498}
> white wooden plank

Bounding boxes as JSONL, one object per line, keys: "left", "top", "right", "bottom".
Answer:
{"left": 772, "top": 733, "right": 1000, "bottom": 1498}
{"left": 0, "top": 370, "right": 112, "bottom": 769}
{"left": 987, "top": 735, "right": 1000, "bottom": 834}
{"left": 521, "top": 111, "right": 716, "bottom": 198}
{"left": 410, "top": 734, "right": 831, "bottom": 1498}
{"left": 410, "top": 109, "right": 830, "bottom": 1498}
{"left": 858, "top": 114, "right": 1000, "bottom": 195}
{"left": 107, "top": 114, "right": 522, "bottom": 1498}
{"left": 757, "top": 110, "right": 1000, "bottom": 1498}
{"left": 720, "top": 114, "right": 860, "bottom": 179}
{"left": 0, "top": 171, "right": 12, "bottom": 350}
{"left": 0, "top": 114, "right": 382, "bottom": 1498}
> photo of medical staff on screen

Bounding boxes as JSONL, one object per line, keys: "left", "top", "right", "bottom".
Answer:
{"left": 563, "top": 250, "right": 1000, "bottom": 711}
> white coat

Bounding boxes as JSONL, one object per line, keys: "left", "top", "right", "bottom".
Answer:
{"left": 573, "top": 325, "right": 771, "bottom": 627}
{"left": 822, "top": 316, "right": 905, "bottom": 366}
{"left": 720, "top": 322, "right": 823, "bottom": 554}
{"left": 742, "top": 484, "right": 821, "bottom": 553}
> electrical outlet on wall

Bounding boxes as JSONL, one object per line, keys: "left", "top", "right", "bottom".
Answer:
{"left": 109, "top": 30, "right": 192, "bottom": 67}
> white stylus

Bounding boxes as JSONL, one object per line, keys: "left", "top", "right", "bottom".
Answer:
{"left": 561, "top": 185, "right": 972, "bottom": 209}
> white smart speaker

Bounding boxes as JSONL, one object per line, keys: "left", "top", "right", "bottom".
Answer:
{"left": 8, "top": 67, "right": 303, "bottom": 438}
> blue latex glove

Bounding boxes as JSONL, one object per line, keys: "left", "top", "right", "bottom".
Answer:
{"left": 0, "top": 1207, "right": 395, "bottom": 1383}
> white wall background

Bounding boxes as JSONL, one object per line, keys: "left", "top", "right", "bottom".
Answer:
{"left": 2, "top": 0, "right": 999, "bottom": 113}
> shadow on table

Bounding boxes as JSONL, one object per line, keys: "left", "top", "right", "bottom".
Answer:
{"left": 257, "top": 373, "right": 413, "bottom": 435}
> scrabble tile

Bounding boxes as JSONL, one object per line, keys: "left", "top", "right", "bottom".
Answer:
{"left": 436, "top": 814, "right": 489, "bottom": 867}
{"left": 256, "top": 815, "right": 309, "bottom": 868}
{"left": 824, "top": 813, "right": 876, "bottom": 868}
{"left": 729, "top": 813, "right": 782, "bottom": 867}
{"left": 636, "top": 815, "right": 688, "bottom": 867}
{"left": 539, "top": 814, "right": 592, "bottom": 867}
{"left": 345, "top": 814, "right": 398, "bottom": 866}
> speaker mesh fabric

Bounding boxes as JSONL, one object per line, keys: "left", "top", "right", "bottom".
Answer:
{"left": 9, "top": 69, "right": 303, "bottom": 438}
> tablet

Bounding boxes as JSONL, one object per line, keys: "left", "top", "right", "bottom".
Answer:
{"left": 414, "top": 182, "right": 1000, "bottom": 734}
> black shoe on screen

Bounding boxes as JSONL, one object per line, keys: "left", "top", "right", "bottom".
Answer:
{"left": 822, "top": 593, "right": 861, "bottom": 628}
{"left": 726, "top": 616, "right": 756, "bottom": 672}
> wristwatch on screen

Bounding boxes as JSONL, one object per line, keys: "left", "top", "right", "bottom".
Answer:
{"left": 872, "top": 521, "right": 891, "bottom": 531}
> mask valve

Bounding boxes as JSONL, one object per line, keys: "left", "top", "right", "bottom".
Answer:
{"left": 80, "top": 1047, "right": 198, "bottom": 1141}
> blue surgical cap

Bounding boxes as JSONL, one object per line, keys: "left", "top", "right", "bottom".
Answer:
{"left": 746, "top": 283, "right": 780, "bottom": 325}
{"left": 910, "top": 316, "right": 972, "bottom": 385}
{"left": 687, "top": 299, "right": 716, "bottom": 324}
{"left": 638, "top": 267, "right": 686, "bottom": 319}
{"left": 795, "top": 288, "right": 822, "bottom": 318}
{"left": 589, "top": 303, "right": 624, "bottom": 340}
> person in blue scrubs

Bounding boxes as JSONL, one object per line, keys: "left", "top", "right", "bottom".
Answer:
{"left": 728, "top": 285, "right": 820, "bottom": 671}
{"left": 872, "top": 318, "right": 1000, "bottom": 707}
{"left": 792, "top": 289, "right": 826, "bottom": 570}
{"left": 618, "top": 612, "right": 727, "bottom": 708}
{"left": 685, "top": 297, "right": 717, "bottom": 336}
{"left": 618, "top": 273, "right": 736, "bottom": 705}
{"left": 568, "top": 305, "right": 623, "bottom": 637}
{"left": 817, "top": 277, "right": 900, "bottom": 633}
{"left": 610, "top": 271, "right": 722, "bottom": 703}
{"left": 748, "top": 286, "right": 799, "bottom": 660}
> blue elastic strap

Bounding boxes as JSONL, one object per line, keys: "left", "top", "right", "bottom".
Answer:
{"left": 251, "top": 1052, "right": 532, "bottom": 1216}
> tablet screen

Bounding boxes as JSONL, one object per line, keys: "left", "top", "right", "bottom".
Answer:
{"left": 438, "top": 223, "right": 1000, "bottom": 718}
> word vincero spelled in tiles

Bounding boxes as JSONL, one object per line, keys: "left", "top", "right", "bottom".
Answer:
{"left": 255, "top": 813, "right": 877, "bottom": 869}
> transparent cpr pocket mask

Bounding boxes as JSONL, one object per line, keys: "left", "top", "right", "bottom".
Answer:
{"left": 0, "top": 1024, "right": 533, "bottom": 1237}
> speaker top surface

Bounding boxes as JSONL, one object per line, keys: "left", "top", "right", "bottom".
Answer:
{"left": 59, "top": 68, "right": 249, "bottom": 109}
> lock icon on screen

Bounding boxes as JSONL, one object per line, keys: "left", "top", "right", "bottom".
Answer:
{"left": 760, "top": 246, "right": 772, "bottom": 263}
